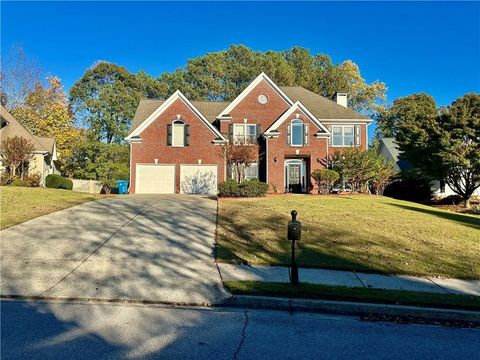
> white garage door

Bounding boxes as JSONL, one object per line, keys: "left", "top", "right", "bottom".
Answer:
{"left": 136, "top": 164, "right": 175, "bottom": 194}
{"left": 180, "top": 165, "right": 218, "bottom": 195}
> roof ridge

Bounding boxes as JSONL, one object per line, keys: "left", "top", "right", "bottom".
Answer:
{"left": 1, "top": 105, "right": 50, "bottom": 153}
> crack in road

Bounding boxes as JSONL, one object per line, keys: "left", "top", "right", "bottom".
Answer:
{"left": 233, "top": 311, "right": 249, "bottom": 360}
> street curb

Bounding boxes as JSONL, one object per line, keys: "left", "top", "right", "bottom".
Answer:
{"left": 3, "top": 294, "right": 479, "bottom": 324}
{"left": 0, "top": 294, "right": 222, "bottom": 308}
{"left": 224, "top": 295, "right": 480, "bottom": 323}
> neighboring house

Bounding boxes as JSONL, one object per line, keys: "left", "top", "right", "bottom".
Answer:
{"left": 0, "top": 105, "right": 61, "bottom": 184}
{"left": 125, "top": 73, "right": 372, "bottom": 194}
{"left": 378, "top": 137, "right": 480, "bottom": 197}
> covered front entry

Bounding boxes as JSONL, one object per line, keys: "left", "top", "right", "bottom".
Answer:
{"left": 285, "top": 159, "right": 307, "bottom": 193}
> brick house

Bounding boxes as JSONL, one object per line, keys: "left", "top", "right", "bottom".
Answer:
{"left": 125, "top": 73, "right": 372, "bottom": 194}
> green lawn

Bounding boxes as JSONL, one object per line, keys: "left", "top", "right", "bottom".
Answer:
{"left": 225, "top": 281, "right": 480, "bottom": 311}
{"left": 0, "top": 186, "right": 106, "bottom": 229}
{"left": 216, "top": 195, "right": 480, "bottom": 279}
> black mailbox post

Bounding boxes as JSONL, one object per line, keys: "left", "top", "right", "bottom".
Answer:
{"left": 287, "top": 210, "right": 301, "bottom": 285}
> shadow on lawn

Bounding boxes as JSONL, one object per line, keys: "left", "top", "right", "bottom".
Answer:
{"left": 387, "top": 203, "right": 480, "bottom": 230}
{"left": 215, "top": 200, "right": 480, "bottom": 279}
{"left": 216, "top": 211, "right": 382, "bottom": 274}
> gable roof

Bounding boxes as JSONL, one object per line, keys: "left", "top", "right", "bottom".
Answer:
{"left": 128, "top": 99, "right": 230, "bottom": 136}
{"left": 264, "top": 101, "right": 331, "bottom": 136}
{"left": 0, "top": 105, "right": 55, "bottom": 154}
{"left": 378, "top": 137, "right": 413, "bottom": 171}
{"left": 279, "top": 86, "right": 371, "bottom": 121}
{"left": 125, "top": 91, "right": 227, "bottom": 142}
{"left": 128, "top": 75, "right": 372, "bottom": 136}
{"left": 218, "top": 72, "right": 294, "bottom": 117}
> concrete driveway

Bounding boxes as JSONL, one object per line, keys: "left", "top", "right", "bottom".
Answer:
{"left": 0, "top": 195, "right": 229, "bottom": 304}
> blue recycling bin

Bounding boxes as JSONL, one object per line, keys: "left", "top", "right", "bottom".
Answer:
{"left": 116, "top": 180, "right": 129, "bottom": 195}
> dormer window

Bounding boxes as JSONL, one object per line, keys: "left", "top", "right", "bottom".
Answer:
{"left": 167, "top": 120, "right": 190, "bottom": 147}
{"left": 287, "top": 120, "right": 309, "bottom": 147}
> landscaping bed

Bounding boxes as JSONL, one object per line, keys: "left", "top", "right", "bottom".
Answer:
{"left": 0, "top": 186, "right": 106, "bottom": 229}
{"left": 216, "top": 195, "right": 480, "bottom": 279}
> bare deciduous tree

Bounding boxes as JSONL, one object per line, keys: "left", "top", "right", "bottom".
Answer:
{"left": 0, "top": 46, "right": 42, "bottom": 110}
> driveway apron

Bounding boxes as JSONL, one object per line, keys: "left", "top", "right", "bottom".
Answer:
{"left": 0, "top": 195, "right": 228, "bottom": 304}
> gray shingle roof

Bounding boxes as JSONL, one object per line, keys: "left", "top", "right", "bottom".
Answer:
{"left": 128, "top": 99, "right": 229, "bottom": 136}
{"left": 128, "top": 86, "right": 370, "bottom": 136}
{"left": 0, "top": 105, "right": 55, "bottom": 154}
{"left": 279, "top": 86, "right": 370, "bottom": 120}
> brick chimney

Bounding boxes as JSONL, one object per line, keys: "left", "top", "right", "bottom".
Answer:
{"left": 334, "top": 93, "right": 348, "bottom": 108}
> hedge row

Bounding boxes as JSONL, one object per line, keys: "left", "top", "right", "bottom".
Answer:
{"left": 45, "top": 174, "right": 73, "bottom": 190}
{"left": 218, "top": 179, "right": 269, "bottom": 197}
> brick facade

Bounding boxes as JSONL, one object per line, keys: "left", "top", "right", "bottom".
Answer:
{"left": 128, "top": 75, "right": 371, "bottom": 194}
{"left": 266, "top": 110, "right": 329, "bottom": 193}
{"left": 130, "top": 98, "right": 224, "bottom": 194}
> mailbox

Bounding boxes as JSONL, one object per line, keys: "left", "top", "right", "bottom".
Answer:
{"left": 288, "top": 210, "right": 302, "bottom": 241}
{"left": 287, "top": 210, "right": 301, "bottom": 285}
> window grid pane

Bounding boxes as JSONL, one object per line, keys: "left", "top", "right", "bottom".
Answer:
{"left": 344, "top": 126, "right": 354, "bottom": 147}
{"left": 172, "top": 124, "right": 184, "bottom": 146}
{"left": 245, "top": 163, "right": 258, "bottom": 180}
{"left": 332, "top": 126, "right": 343, "bottom": 146}
{"left": 291, "top": 122, "right": 303, "bottom": 146}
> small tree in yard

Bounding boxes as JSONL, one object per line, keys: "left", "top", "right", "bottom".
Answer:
{"left": 332, "top": 148, "right": 396, "bottom": 194}
{"left": 219, "top": 143, "right": 257, "bottom": 183}
{"left": 370, "top": 157, "right": 396, "bottom": 195}
{"left": 1, "top": 136, "right": 34, "bottom": 179}
{"left": 311, "top": 169, "right": 339, "bottom": 194}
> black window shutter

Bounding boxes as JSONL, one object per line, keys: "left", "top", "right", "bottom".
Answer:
{"left": 167, "top": 124, "right": 172, "bottom": 146}
{"left": 184, "top": 125, "right": 190, "bottom": 146}
{"left": 286, "top": 124, "right": 291, "bottom": 145}
{"left": 256, "top": 125, "right": 262, "bottom": 143}
{"left": 228, "top": 124, "right": 234, "bottom": 142}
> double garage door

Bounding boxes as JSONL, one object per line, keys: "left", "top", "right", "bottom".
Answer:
{"left": 135, "top": 164, "right": 217, "bottom": 195}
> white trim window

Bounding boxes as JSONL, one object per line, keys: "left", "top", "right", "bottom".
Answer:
{"left": 332, "top": 126, "right": 354, "bottom": 147}
{"left": 233, "top": 124, "right": 257, "bottom": 145}
{"left": 228, "top": 162, "right": 258, "bottom": 181}
{"left": 245, "top": 162, "right": 258, "bottom": 180}
{"left": 167, "top": 120, "right": 190, "bottom": 147}
{"left": 290, "top": 120, "right": 304, "bottom": 146}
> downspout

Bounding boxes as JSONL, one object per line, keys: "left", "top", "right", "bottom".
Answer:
{"left": 265, "top": 136, "right": 269, "bottom": 185}
{"left": 128, "top": 141, "right": 132, "bottom": 193}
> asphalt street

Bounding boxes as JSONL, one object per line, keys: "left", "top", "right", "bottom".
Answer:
{"left": 1, "top": 300, "right": 479, "bottom": 360}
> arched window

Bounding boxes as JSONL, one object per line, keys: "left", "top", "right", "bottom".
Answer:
{"left": 167, "top": 120, "right": 189, "bottom": 147}
{"left": 291, "top": 120, "right": 304, "bottom": 146}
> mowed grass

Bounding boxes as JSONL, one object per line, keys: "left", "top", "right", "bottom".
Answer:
{"left": 225, "top": 281, "right": 480, "bottom": 311}
{"left": 216, "top": 195, "right": 480, "bottom": 279}
{"left": 0, "top": 186, "right": 106, "bottom": 229}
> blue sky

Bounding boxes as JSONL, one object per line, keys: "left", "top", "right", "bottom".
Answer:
{"left": 2, "top": 1, "right": 479, "bottom": 137}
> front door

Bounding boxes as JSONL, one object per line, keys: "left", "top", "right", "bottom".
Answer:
{"left": 288, "top": 164, "right": 302, "bottom": 193}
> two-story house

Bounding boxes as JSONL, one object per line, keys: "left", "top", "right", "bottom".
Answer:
{"left": 125, "top": 73, "right": 371, "bottom": 194}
